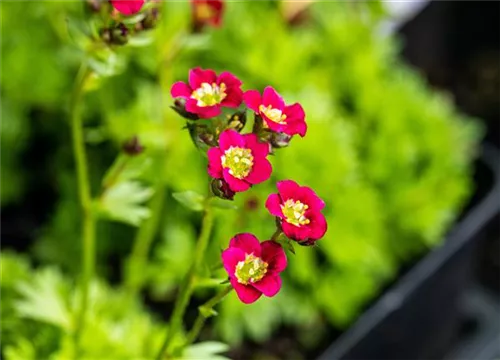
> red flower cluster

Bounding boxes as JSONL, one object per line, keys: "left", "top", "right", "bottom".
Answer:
{"left": 170, "top": 68, "right": 327, "bottom": 304}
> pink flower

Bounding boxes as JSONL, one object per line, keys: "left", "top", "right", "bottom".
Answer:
{"left": 222, "top": 233, "right": 287, "bottom": 304}
{"left": 191, "top": 0, "right": 225, "bottom": 29}
{"left": 171, "top": 68, "right": 243, "bottom": 119}
{"left": 207, "top": 129, "right": 272, "bottom": 193}
{"left": 243, "top": 86, "right": 307, "bottom": 137}
{"left": 110, "top": 0, "right": 145, "bottom": 15}
{"left": 266, "top": 180, "right": 327, "bottom": 244}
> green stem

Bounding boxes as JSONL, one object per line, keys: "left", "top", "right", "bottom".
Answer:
{"left": 71, "top": 63, "right": 95, "bottom": 352}
{"left": 156, "top": 204, "right": 215, "bottom": 360}
{"left": 126, "top": 181, "right": 166, "bottom": 296}
{"left": 271, "top": 228, "right": 283, "bottom": 242}
{"left": 101, "top": 154, "right": 130, "bottom": 194}
{"left": 184, "top": 285, "right": 233, "bottom": 348}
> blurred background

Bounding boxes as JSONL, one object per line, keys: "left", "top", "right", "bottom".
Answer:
{"left": 1, "top": 1, "right": 499, "bottom": 359}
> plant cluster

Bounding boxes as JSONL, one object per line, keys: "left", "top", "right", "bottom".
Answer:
{"left": 1, "top": 1, "right": 481, "bottom": 359}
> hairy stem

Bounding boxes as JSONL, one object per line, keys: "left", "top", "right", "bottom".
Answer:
{"left": 126, "top": 180, "right": 166, "bottom": 296}
{"left": 156, "top": 204, "right": 215, "bottom": 360}
{"left": 71, "top": 63, "right": 95, "bottom": 352}
{"left": 184, "top": 285, "right": 233, "bottom": 347}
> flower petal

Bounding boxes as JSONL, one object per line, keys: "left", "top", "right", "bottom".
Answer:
{"left": 308, "top": 212, "right": 328, "bottom": 240}
{"left": 230, "top": 278, "right": 262, "bottom": 304}
{"left": 298, "top": 186, "right": 325, "bottom": 211}
{"left": 276, "top": 180, "right": 300, "bottom": 200}
{"left": 220, "top": 88, "right": 243, "bottom": 108}
{"left": 189, "top": 67, "right": 217, "bottom": 89}
{"left": 218, "top": 71, "right": 242, "bottom": 88}
{"left": 265, "top": 193, "right": 284, "bottom": 218}
{"left": 170, "top": 81, "right": 192, "bottom": 98}
{"left": 111, "top": 0, "right": 144, "bottom": 15}
{"left": 261, "top": 241, "right": 287, "bottom": 274}
{"left": 229, "top": 233, "right": 261, "bottom": 256}
{"left": 243, "top": 90, "right": 262, "bottom": 112}
{"left": 185, "top": 100, "right": 220, "bottom": 118}
{"left": 223, "top": 169, "right": 251, "bottom": 192}
{"left": 252, "top": 275, "right": 282, "bottom": 297}
{"left": 221, "top": 247, "right": 245, "bottom": 276}
{"left": 262, "top": 86, "right": 285, "bottom": 110}
{"left": 218, "top": 129, "right": 245, "bottom": 150}
{"left": 283, "top": 103, "right": 307, "bottom": 137}
{"left": 207, "top": 147, "right": 223, "bottom": 178}
{"left": 244, "top": 133, "right": 270, "bottom": 158}
{"left": 282, "top": 221, "right": 310, "bottom": 241}
{"left": 245, "top": 157, "right": 272, "bottom": 185}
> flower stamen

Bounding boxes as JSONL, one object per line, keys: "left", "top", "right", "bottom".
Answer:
{"left": 221, "top": 146, "right": 254, "bottom": 179}
{"left": 259, "top": 104, "right": 287, "bottom": 124}
{"left": 281, "top": 199, "right": 310, "bottom": 227}
{"left": 192, "top": 82, "right": 227, "bottom": 107}
{"left": 235, "top": 254, "right": 268, "bottom": 285}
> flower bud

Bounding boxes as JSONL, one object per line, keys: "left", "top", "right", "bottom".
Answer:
{"left": 269, "top": 132, "right": 292, "bottom": 149}
{"left": 191, "top": 0, "right": 225, "bottom": 33}
{"left": 111, "top": 23, "right": 129, "bottom": 45}
{"left": 226, "top": 111, "right": 246, "bottom": 133}
{"left": 171, "top": 99, "right": 200, "bottom": 121}
{"left": 100, "top": 23, "right": 129, "bottom": 45}
{"left": 122, "top": 136, "right": 144, "bottom": 156}
{"left": 85, "top": 0, "right": 102, "bottom": 12}
{"left": 210, "top": 178, "right": 235, "bottom": 201}
{"left": 140, "top": 7, "right": 160, "bottom": 30}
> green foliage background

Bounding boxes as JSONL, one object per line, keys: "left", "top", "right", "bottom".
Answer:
{"left": 1, "top": 1, "right": 481, "bottom": 358}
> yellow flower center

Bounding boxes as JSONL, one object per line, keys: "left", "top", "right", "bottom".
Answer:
{"left": 221, "top": 146, "right": 254, "bottom": 179}
{"left": 281, "top": 199, "right": 310, "bottom": 227}
{"left": 191, "top": 82, "right": 227, "bottom": 107}
{"left": 235, "top": 253, "right": 268, "bottom": 285}
{"left": 259, "top": 104, "right": 287, "bottom": 124}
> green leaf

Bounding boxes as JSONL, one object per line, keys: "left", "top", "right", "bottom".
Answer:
{"left": 199, "top": 305, "right": 218, "bottom": 318}
{"left": 98, "top": 181, "right": 154, "bottom": 226}
{"left": 172, "top": 191, "right": 205, "bottom": 212}
{"left": 102, "top": 154, "right": 152, "bottom": 188}
{"left": 15, "top": 268, "right": 72, "bottom": 331}
{"left": 209, "top": 197, "right": 238, "bottom": 210}
{"left": 182, "top": 342, "right": 230, "bottom": 360}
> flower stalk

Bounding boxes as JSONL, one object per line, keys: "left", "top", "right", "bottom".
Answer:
{"left": 126, "top": 181, "right": 166, "bottom": 296}
{"left": 70, "top": 63, "right": 95, "bottom": 352}
{"left": 184, "top": 285, "right": 233, "bottom": 347}
{"left": 156, "top": 200, "right": 215, "bottom": 360}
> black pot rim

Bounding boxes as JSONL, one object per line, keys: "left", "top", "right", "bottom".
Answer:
{"left": 319, "top": 143, "right": 500, "bottom": 360}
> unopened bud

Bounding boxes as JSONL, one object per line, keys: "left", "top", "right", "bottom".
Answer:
{"left": 227, "top": 111, "right": 246, "bottom": 133}
{"left": 171, "top": 99, "right": 200, "bottom": 121}
{"left": 269, "top": 132, "right": 292, "bottom": 149}
{"left": 141, "top": 7, "right": 160, "bottom": 30}
{"left": 122, "top": 136, "right": 144, "bottom": 156}
{"left": 86, "top": 0, "right": 102, "bottom": 12}
{"left": 101, "top": 23, "right": 129, "bottom": 45}
{"left": 210, "top": 178, "right": 235, "bottom": 201}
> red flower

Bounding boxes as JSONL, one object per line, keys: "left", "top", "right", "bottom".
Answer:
{"left": 171, "top": 68, "right": 243, "bottom": 119}
{"left": 243, "top": 86, "right": 307, "bottom": 137}
{"left": 266, "top": 180, "right": 327, "bottom": 244}
{"left": 110, "top": 0, "right": 145, "bottom": 15}
{"left": 191, "top": 0, "right": 224, "bottom": 29}
{"left": 208, "top": 130, "right": 272, "bottom": 193}
{"left": 222, "top": 233, "right": 287, "bottom": 304}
